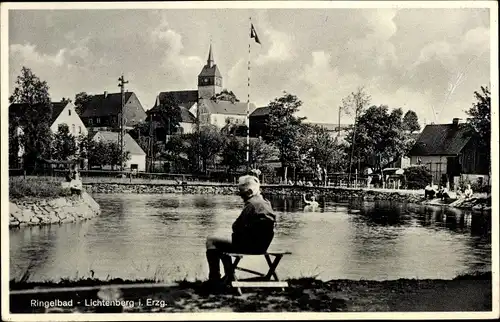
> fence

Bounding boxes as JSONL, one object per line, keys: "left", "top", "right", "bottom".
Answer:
{"left": 8, "top": 168, "right": 411, "bottom": 190}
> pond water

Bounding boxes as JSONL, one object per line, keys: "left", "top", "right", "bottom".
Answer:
{"left": 10, "top": 193, "right": 491, "bottom": 282}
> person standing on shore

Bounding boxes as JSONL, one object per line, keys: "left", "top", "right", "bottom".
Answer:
{"left": 316, "top": 164, "right": 323, "bottom": 187}
{"left": 204, "top": 175, "right": 276, "bottom": 288}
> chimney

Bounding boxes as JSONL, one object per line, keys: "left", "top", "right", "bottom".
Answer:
{"left": 452, "top": 118, "right": 460, "bottom": 126}
{"left": 104, "top": 91, "right": 108, "bottom": 98}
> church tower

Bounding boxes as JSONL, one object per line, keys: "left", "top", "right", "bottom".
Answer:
{"left": 198, "top": 44, "right": 223, "bottom": 99}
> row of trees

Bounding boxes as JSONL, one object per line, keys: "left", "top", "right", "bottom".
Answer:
{"left": 131, "top": 89, "right": 421, "bottom": 178}
{"left": 9, "top": 65, "right": 490, "bottom": 182}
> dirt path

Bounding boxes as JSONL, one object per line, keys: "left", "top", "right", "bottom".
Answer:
{"left": 10, "top": 274, "right": 493, "bottom": 313}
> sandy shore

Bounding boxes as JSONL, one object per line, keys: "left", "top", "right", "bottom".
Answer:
{"left": 9, "top": 273, "right": 492, "bottom": 313}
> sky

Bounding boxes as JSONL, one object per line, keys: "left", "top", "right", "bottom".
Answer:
{"left": 7, "top": 5, "right": 492, "bottom": 125}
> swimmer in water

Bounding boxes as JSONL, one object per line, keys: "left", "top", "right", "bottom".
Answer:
{"left": 303, "top": 193, "right": 319, "bottom": 210}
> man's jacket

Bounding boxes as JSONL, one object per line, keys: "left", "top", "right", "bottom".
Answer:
{"left": 232, "top": 194, "right": 276, "bottom": 253}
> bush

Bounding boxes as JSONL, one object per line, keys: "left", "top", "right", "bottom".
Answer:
{"left": 404, "top": 166, "right": 432, "bottom": 189}
{"left": 9, "top": 176, "right": 71, "bottom": 199}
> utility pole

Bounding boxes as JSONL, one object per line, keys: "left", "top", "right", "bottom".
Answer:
{"left": 118, "top": 74, "right": 128, "bottom": 172}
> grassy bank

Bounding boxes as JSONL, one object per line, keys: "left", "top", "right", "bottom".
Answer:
{"left": 9, "top": 272, "right": 492, "bottom": 313}
{"left": 9, "top": 176, "right": 71, "bottom": 199}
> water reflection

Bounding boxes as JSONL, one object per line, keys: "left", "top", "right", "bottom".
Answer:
{"left": 9, "top": 194, "right": 491, "bottom": 282}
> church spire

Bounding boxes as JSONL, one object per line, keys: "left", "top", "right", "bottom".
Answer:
{"left": 207, "top": 42, "right": 214, "bottom": 68}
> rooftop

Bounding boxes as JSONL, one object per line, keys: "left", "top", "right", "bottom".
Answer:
{"left": 93, "top": 131, "right": 146, "bottom": 155}
{"left": 409, "top": 122, "right": 473, "bottom": 156}
{"left": 200, "top": 99, "right": 256, "bottom": 116}
{"left": 81, "top": 92, "right": 134, "bottom": 118}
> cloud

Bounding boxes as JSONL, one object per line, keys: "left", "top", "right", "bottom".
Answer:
{"left": 151, "top": 21, "right": 203, "bottom": 87}
{"left": 227, "top": 59, "right": 246, "bottom": 91}
{"left": 10, "top": 40, "right": 92, "bottom": 72}
{"left": 293, "top": 51, "right": 364, "bottom": 123}
{"left": 10, "top": 43, "right": 66, "bottom": 67}
{"left": 255, "top": 28, "right": 294, "bottom": 66}
{"left": 460, "top": 26, "right": 490, "bottom": 56}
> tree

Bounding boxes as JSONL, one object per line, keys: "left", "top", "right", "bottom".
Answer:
{"left": 402, "top": 110, "right": 421, "bottom": 133}
{"left": 211, "top": 89, "right": 240, "bottom": 103}
{"left": 302, "top": 125, "right": 347, "bottom": 173}
{"left": 52, "top": 124, "right": 78, "bottom": 161}
{"left": 87, "top": 140, "right": 110, "bottom": 169}
{"left": 9, "top": 122, "right": 21, "bottom": 168}
{"left": 157, "top": 93, "right": 182, "bottom": 135}
{"left": 163, "top": 134, "right": 190, "bottom": 172}
{"left": 346, "top": 105, "right": 406, "bottom": 173}
{"left": 60, "top": 97, "right": 72, "bottom": 103}
{"left": 9, "top": 66, "right": 53, "bottom": 170}
{"left": 249, "top": 137, "right": 277, "bottom": 170}
{"left": 466, "top": 86, "right": 491, "bottom": 177}
{"left": 74, "top": 92, "right": 93, "bottom": 116}
{"left": 466, "top": 86, "right": 490, "bottom": 150}
{"left": 81, "top": 135, "right": 130, "bottom": 170}
{"left": 221, "top": 136, "right": 246, "bottom": 174}
{"left": 185, "top": 125, "right": 225, "bottom": 173}
{"left": 405, "top": 166, "right": 433, "bottom": 189}
{"left": 129, "top": 121, "right": 151, "bottom": 154}
{"left": 107, "top": 141, "right": 131, "bottom": 170}
{"left": 340, "top": 87, "right": 371, "bottom": 184}
{"left": 265, "top": 92, "right": 306, "bottom": 179}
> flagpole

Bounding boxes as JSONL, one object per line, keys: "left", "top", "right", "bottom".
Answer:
{"left": 246, "top": 16, "right": 251, "bottom": 173}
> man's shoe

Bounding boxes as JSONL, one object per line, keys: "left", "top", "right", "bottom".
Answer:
{"left": 199, "top": 278, "right": 228, "bottom": 295}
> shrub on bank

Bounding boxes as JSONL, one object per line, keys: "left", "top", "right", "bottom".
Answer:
{"left": 404, "top": 166, "right": 432, "bottom": 189}
{"left": 9, "top": 176, "right": 71, "bottom": 199}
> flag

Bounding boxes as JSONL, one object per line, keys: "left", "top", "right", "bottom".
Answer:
{"left": 250, "top": 23, "right": 261, "bottom": 45}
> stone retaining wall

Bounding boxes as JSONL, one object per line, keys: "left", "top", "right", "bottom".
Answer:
{"left": 83, "top": 183, "right": 425, "bottom": 204}
{"left": 9, "top": 192, "right": 101, "bottom": 228}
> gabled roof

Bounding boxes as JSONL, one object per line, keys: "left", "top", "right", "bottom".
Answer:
{"left": 159, "top": 90, "right": 198, "bottom": 106}
{"left": 50, "top": 102, "right": 69, "bottom": 122}
{"left": 9, "top": 102, "right": 70, "bottom": 124}
{"left": 199, "top": 64, "right": 222, "bottom": 78}
{"left": 200, "top": 99, "right": 256, "bottom": 116}
{"left": 250, "top": 106, "right": 271, "bottom": 117}
{"left": 199, "top": 44, "right": 222, "bottom": 78}
{"left": 149, "top": 90, "right": 198, "bottom": 114}
{"left": 409, "top": 123, "right": 473, "bottom": 156}
{"left": 92, "top": 131, "right": 146, "bottom": 155}
{"left": 180, "top": 107, "right": 196, "bottom": 123}
{"left": 81, "top": 92, "right": 134, "bottom": 118}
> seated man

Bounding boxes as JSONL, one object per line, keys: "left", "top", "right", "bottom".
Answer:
{"left": 464, "top": 184, "right": 474, "bottom": 199}
{"left": 205, "top": 175, "right": 276, "bottom": 286}
{"left": 69, "top": 169, "right": 83, "bottom": 196}
{"left": 424, "top": 183, "right": 436, "bottom": 199}
{"left": 438, "top": 186, "right": 450, "bottom": 201}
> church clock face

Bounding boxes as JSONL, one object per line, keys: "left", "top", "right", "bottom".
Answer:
{"left": 204, "top": 78, "right": 209, "bottom": 83}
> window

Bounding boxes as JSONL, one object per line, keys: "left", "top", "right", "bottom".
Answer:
{"left": 96, "top": 117, "right": 101, "bottom": 124}
{"left": 68, "top": 109, "right": 72, "bottom": 116}
{"left": 78, "top": 126, "right": 82, "bottom": 134}
{"left": 89, "top": 119, "right": 93, "bottom": 125}
{"left": 72, "top": 124, "right": 76, "bottom": 133}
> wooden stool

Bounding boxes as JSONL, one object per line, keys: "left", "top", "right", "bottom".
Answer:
{"left": 222, "top": 251, "right": 291, "bottom": 295}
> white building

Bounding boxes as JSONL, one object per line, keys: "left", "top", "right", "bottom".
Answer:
{"left": 9, "top": 101, "right": 88, "bottom": 165}
{"left": 92, "top": 131, "right": 146, "bottom": 171}
{"left": 50, "top": 101, "right": 88, "bottom": 137}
